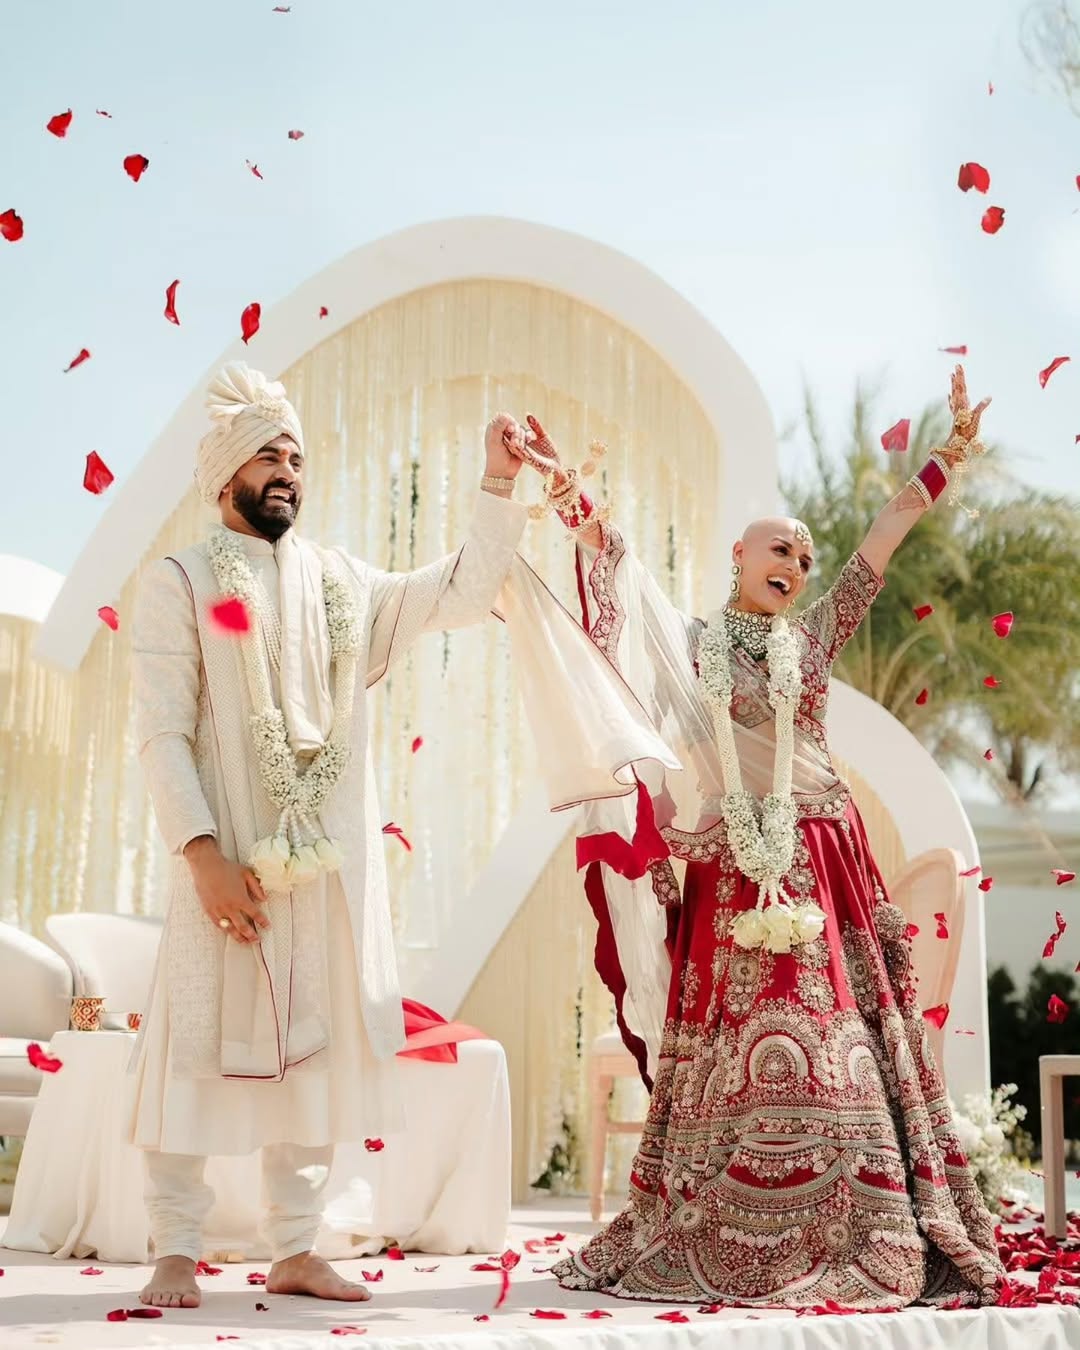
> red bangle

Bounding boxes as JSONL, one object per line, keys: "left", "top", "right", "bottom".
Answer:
{"left": 915, "top": 456, "right": 948, "bottom": 503}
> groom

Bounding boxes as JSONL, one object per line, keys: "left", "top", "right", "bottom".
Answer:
{"left": 131, "top": 362, "right": 529, "bottom": 1307}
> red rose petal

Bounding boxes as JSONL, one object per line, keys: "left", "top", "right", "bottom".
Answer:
{"left": 83, "top": 450, "right": 115, "bottom": 495}
{"left": 473, "top": 1315, "right": 489, "bottom": 1323}
{"left": 165, "top": 279, "right": 181, "bottom": 326}
{"left": 247, "top": 1272, "right": 266, "bottom": 1285}
{"left": 382, "top": 822, "right": 412, "bottom": 852}
{"left": 923, "top": 1003, "right": 949, "bottom": 1029}
{"left": 494, "top": 1268, "right": 511, "bottom": 1309}
{"left": 992, "top": 611, "right": 1014, "bottom": 638}
{"left": 195, "top": 1261, "right": 222, "bottom": 1276}
{"left": 915, "top": 688, "right": 929, "bottom": 706}
{"left": 411, "top": 736, "right": 423, "bottom": 753}
{"left": 957, "top": 162, "right": 991, "bottom": 193}
{"left": 988, "top": 81, "right": 994, "bottom": 95}
{"left": 246, "top": 160, "right": 264, "bottom": 180}
{"left": 1, "top": 209, "right": 25, "bottom": 242}
{"left": 47, "top": 109, "right": 73, "bottom": 138}
{"left": 1053, "top": 870, "right": 1076, "bottom": 886}
{"left": 209, "top": 597, "right": 251, "bottom": 634}
{"left": 386, "top": 1247, "right": 404, "bottom": 1261}
{"left": 1039, "top": 356, "right": 1071, "bottom": 389}
{"left": 657, "top": 1310, "right": 690, "bottom": 1323}
{"left": 98, "top": 606, "right": 120, "bottom": 631}
{"left": 500, "top": 1249, "right": 521, "bottom": 1271}
{"left": 241, "top": 302, "right": 261, "bottom": 345}
{"left": 545, "top": 1233, "right": 566, "bottom": 1242}
{"left": 123, "top": 153, "right": 149, "bottom": 183}
{"left": 583, "top": 1309, "right": 612, "bottom": 1318}
{"left": 96, "top": 109, "right": 112, "bottom": 118}
{"left": 80, "top": 1266, "right": 103, "bottom": 1275}
{"left": 318, "top": 305, "right": 329, "bottom": 318}
{"left": 288, "top": 129, "right": 305, "bottom": 140}
{"left": 905, "top": 923, "right": 920, "bottom": 939}
{"left": 984, "top": 675, "right": 1002, "bottom": 688}
{"left": 935, "top": 912, "right": 949, "bottom": 939}
{"left": 218, "top": 1338, "right": 241, "bottom": 1342}
{"left": 939, "top": 345, "right": 968, "bottom": 355}
{"left": 913, "top": 604, "right": 934, "bottom": 622}
{"left": 881, "top": 418, "right": 910, "bottom": 453}
{"left": 981, "top": 206, "right": 1006, "bottom": 234}
{"left": 531, "top": 1310, "right": 567, "bottom": 1319}
{"left": 360, "top": 1270, "right": 383, "bottom": 1282}
{"left": 106, "top": 1310, "right": 128, "bottom": 1322}
{"left": 959, "top": 864, "right": 981, "bottom": 878}
{"left": 64, "top": 347, "right": 91, "bottom": 373}
{"left": 978, "top": 876, "right": 994, "bottom": 892}
{"left": 364, "top": 1137, "right": 385, "bottom": 1152}
{"left": 1048, "top": 994, "right": 1069, "bottom": 1024}
{"left": 984, "top": 748, "right": 994, "bottom": 760}
{"left": 27, "top": 1042, "right": 63, "bottom": 1073}
{"left": 330, "top": 1327, "right": 367, "bottom": 1336}
{"left": 127, "top": 1308, "right": 164, "bottom": 1319}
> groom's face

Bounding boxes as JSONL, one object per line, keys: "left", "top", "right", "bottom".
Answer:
{"left": 224, "top": 436, "right": 305, "bottom": 541}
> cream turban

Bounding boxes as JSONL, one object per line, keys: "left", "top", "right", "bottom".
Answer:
{"left": 194, "top": 362, "right": 305, "bottom": 505}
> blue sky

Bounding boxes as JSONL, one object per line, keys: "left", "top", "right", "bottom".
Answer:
{"left": 3, "top": 0, "right": 1079, "bottom": 575}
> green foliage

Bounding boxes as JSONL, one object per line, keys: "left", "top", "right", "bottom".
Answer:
{"left": 782, "top": 384, "right": 1080, "bottom": 800}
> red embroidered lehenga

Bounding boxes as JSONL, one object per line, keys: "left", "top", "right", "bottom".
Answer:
{"left": 503, "top": 524, "right": 1004, "bottom": 1310}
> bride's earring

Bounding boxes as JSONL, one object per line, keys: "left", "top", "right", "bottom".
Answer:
{"left": 730, "top": 562, "right": 742, "bottom": 603}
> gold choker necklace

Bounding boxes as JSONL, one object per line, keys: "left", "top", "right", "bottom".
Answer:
{"left": 723, "top": 605, "right": 773, "bottom": 659}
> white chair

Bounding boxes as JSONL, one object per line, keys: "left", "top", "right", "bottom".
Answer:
{"left": 45, "top": 914, "right": 163, "bottom": 1016}
{"left": 886, "top": 848, "right": 966, "bottom": 1070}
{"left": 0, "top": 922, "right": 74, "bottom": 1136}
{"left": 587, "top": 1028, "right": 644, "bottom": 1222}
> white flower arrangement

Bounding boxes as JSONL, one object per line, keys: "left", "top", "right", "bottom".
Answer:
{"left": 207, "top": 529, "right": 361, "bottom": 890}
{"left": 697, "top": 609, "right": 826, "bottom": 951}
{"left": 949, "top": 1082, "right": 1028, "bottom": 1214}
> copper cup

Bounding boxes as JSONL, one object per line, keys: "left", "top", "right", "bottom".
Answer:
{"left": 70, "top": 996, "right": 106, "bottom": 1032}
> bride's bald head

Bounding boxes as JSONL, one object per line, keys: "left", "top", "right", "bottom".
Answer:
{"left": 730, "top": 516, "right": 815, "bottom": 615}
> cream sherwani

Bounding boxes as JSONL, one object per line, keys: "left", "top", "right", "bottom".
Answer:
{"left": 129, "top": 492, "right": 527, "bottom": 1161}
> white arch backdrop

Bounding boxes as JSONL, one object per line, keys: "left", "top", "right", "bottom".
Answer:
{"left": 21, "top": 217, "right": 987, "bottom": 1121}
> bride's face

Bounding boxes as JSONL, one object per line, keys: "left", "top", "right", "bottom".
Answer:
{"left": 732, "top": 519, "right": 815, "bottom": 614}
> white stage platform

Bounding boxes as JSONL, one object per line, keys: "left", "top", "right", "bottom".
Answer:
{"left": 1, "top": 1199, "right": 1077, "bottom": 1350}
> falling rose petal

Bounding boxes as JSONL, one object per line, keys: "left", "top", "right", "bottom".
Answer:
{"left": 545, "top": 1233, "right": 566, "bottom": 1243}
{"left": 935, "top": 912, "right": 949, "bottom": 939}
{"left": 656, "top": 1311, "right": 690, "bottom": 1323}
{"left": 978, "top": 876, "right": 994, "bottom": 892}
{"left": 195, "top": 1262, "right": 222, "bottom": 1276}
{"left": 360, "top": 1270, "right": 383, "bottom": 1283}
{"left": 500, "top": 1250, "right": 521, "bottom": 1271}
{"left": 27, "top": 1042, "right": 62, "bottom": 1073}
{"left": 83, "top": 451, "right": 115, "bottom": 495}
{"left": 247, "top": 1272, "right": 267, "bottom": 1285}
{"left": 988, "top": 80, "right": 994, "bottom": 95}
{"left": 473, "top": 1316, "right": 490, "bottom": 1323}
{"left": 959, "top": 865, "right": 981, "bottom": 878}
{"left": 382, "top": 822, "right": 412, "bottom": 852}
{"left": 880, "top": 418, "right": 910, "bottom": 453}
{"left": 915, "top": 688, "right": 929, "bottom": 706}
{"left": 1, "top": 209, "right": 25, "bottom": 242}
{"left": 939, "top": 345, "right": 968, "bottom": 355}
{"left": 495, "top": 1268, "right": 511, "bottom": 1310}
{"left": 1053, "top": 870, "right": 1076, "bottom": 886}
{"left": 984, "top": 748, "right": 994, "bottom": 761}
{"left": 98, "top": 606, "right": 119, "bottom": 631}
{"left": 364, "top": 1137, "right": 385, "bottom": 1152}
{"left": 272, "top": 4, "right": 291, "bottom": 9}
{"left": 923, "top": 1004, "right": 949, "bottom": 1029}
{"left": 330, "top": 1328, "right": 367, "bottom": 1336}
{"left": 246, "top": 160, "right": 264, "bottom": 180}
{"left": 241, "top": 302, "right": 261, "bottom": 345}
{"left": 913, "top": 604, "right": 934, "bottom": 622}
{"left": 411, "top": 736, "right": 423, "bottom": 753}
{"left": 1048, "top": 994, "right": 1069, "bottom": 1024}
{"left": 1043, "top": 912, "right": 1067, "bottom": 959}
{"left": 47, "top": 109, "right": 73, "bottom": 138}
{"left": 318, "top": 306, "right": 329, "bottom": 318}
{"left": 983, "top": 675, "right": 1002, "bottom": 688}
{"left": 209, "top": 597, "right": 251, "bottom": 634}
{"left": 991, "top": 611, "right": 1014, "bottom": 638}
{"left": 1039, "top": 356, "right": 1071, "bottom": 388}
{"left": 164, "top": 279, "right": 181, "bottom": 326}
{"left": 96, "top": 109, "right": 112, "bottom": 118}
{"left": 64, "top": 347, "right": 91, "bottom": 373}
{"left": 530, "top": 1311, "right": 567, "bottom": 1320}
{"left": 80, "top": 1267, "right": 103, "bottom": 1276}
{"left": 386, "top": 1247, "right": 404, "bottom": 1261}
{"left": 288, "top": 129, "right": 305, "bottom": 140}
{"left": 957, "top": 162, "right": 991, "bottom": 193}
{"left": 123, "top": 153, "right": 149, "bottom": 182}
{"left": 905, "top": 922, "right": 920, "bottom": 939}
{"left": 954, "top": 1028, "right": 977, "bottom": 1036}
{"left": 981, "top": 206, "right": 1005, "bottom": 234}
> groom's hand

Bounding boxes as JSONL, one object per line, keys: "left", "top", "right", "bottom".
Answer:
{"left": 184, "top": 837, "right": 270, "bottom": 943}
{"left": 484, "top": 413, "right": 526, "bottom": 482}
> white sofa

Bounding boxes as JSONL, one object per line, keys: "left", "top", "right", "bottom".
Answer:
{"left": 0, "top": 922, "right": 74, "bottom": 1137}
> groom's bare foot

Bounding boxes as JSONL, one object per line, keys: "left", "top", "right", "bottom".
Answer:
{"left": 140, "top": 1255, "right": 201, "bottom": 1308}
{"left": 267, "top": 1251, "right": 371, "bottom": 1301}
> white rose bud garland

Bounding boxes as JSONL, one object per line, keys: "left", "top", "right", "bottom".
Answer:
{"left": 697, "top": 608, "right": 826, "bottom": 952}
{"left": 207, "top": 529, "right": 361, "bottom": 890}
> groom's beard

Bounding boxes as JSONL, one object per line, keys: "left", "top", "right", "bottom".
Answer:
{"left": 232, "top": 480, "right": 301, "bottom": 541}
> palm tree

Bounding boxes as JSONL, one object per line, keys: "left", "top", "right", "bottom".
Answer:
{"left": 782, "top": 383, "right": 1080, "bottom": 803}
